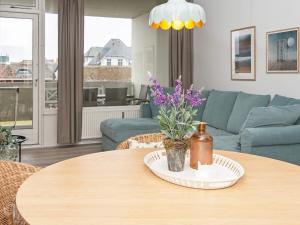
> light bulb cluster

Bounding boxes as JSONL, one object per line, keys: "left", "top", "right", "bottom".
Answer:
{"left": 149, "top": 0, "right": 206, "bottom": 31}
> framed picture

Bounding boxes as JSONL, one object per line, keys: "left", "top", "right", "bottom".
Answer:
{"left": 266, "top": 27, "right": 299, "bottom": 73}
{"left": 231, "top": 26, "right": 256, "bottom": 81}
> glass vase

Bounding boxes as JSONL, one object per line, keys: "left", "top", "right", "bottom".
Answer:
{"left": 163, "top": 138, "right": 189, "bottom": 172}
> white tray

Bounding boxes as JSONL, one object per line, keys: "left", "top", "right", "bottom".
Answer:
{"left": 144, "top": 150, "right": 245, "bottom": 189}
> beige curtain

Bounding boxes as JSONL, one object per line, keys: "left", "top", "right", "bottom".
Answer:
{"left": 58, "top": 0, "right": 84, "bottom": 144}
{"left": 169, "top": 28, "right": 193, "bottom": 90}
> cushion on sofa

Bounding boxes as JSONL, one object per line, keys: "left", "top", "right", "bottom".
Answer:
{"left": 140, "top": 103, "right": 152, "bottom": 118}
{"left": 227, "top": 92, "right": 271, "bottom": 134}
{"left": 202, "top": 90, "right": 238, "bottom": 130}
{"left": 270, "top": 95, "right": 300, "bottom": 125}
{"left": 270, "top": 94, "right": 300, "bottom": 106}
{"left": 213, "top": 135, "right": 241, "bottom": 152}
{"left": 194, "top": 90, "right": 211, "bottom": 121}
{"left": 206, "top": 125, "right": 234, "bottom": 137}
{"left": 241, "top": 105, "right": 300, "bottom": 131}
{"left": 100, "top": 118, "right": 160, "bottom": 142}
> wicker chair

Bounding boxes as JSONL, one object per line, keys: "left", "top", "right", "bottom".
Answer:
{"left": 117, "top": 133, "right": 165, "bottom": 150}
{"left": 0, "top": 161, "right": 40, "bottom": 225}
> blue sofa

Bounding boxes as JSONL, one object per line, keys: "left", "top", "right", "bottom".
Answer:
{"left": 101, "top": 90, "right": 300, "bottom": 165}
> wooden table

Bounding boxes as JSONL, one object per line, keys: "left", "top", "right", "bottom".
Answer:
{"left": 16, "top": 150, "right": 300, "bottom": 225}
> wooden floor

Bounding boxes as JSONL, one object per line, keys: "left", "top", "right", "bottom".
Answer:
{"left": 22, "top": 144, "right": 102, "bottom": 167}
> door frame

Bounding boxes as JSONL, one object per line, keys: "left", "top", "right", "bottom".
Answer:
{"left": 0, "top": 12, "right": 39, "bottom": 144}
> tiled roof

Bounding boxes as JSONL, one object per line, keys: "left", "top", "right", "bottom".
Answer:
{"left": 87, "top": 39, "right": 131, "bottom": 65}
{"left": 85, "top": 47, "right": 102, "bottom": 58}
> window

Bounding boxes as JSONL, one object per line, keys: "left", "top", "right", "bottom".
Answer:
{"left": 84, "top": 16, "right": 132, "bottom": 106}
{"left": 45, "top": 0, "right": 58, "bottom": 109}
{"left": 0, "top": 15, "right": 35, "bottom": 128}
{"left": 106, "top": 58, "right": 112, "bottom": 66}
{"left": 118, "top": 59, "right": 123, "bottom": 66}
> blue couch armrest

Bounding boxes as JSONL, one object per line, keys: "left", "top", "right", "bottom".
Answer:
{"left": 140, "top": 103, "right": 152, "bottom": 118}
{"left": 240, "top": 125, "right": 300, "bottom": 149}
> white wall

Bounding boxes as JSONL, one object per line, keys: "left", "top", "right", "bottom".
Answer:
{"left": 42, "top": 113, "right": 57, "bottom": 147}
{"left": 132, "top": 13, "right": 169, "bottom": 96}
{"left": 193, "top": 0, "right": 300, "bottom": 98}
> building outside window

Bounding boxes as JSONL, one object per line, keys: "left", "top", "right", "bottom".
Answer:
{"left": 83, "top": 16, "right": 133, "bottom": 105}
{"left": 44, "top": 9, "right": 132, "bottom": 109}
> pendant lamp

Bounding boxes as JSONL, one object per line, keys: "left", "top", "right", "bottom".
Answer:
{"left": 149, "top": 0, "right": 206, "bottom": 30}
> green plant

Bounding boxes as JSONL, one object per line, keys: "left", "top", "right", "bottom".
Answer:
{"left": 0, "top": 126, "right": 16, "bottom": 146}
{"left": 150, "top": 76, "right": 204, "bottom": 141}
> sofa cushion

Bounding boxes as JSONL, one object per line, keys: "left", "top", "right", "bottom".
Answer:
{"left": 240, "top": 125, "right": 300, "bottom": 147}
{"left": 270, "top": 94, "right": 300, "bottom": 106}
{"left": 227, "top": 92, "right": 270, "bottom": 134}
{"left": 270, "top": 95, "right": 300, "bottom": 125}
{"left": 202, "top": 90, "right": 238, "bottom": 130}
{"left": 213, "top": 135, "right": 241, "bottom": 152}
{"left": 206, "top": 125, "right": 234, "bottom": 137}
{"left": 194, "top": 90, "right": 211, "bottom": 121}
{"left": 101, "top": 118, "right": 160, "bottom": 142}
{"left": 241, "top": 105, "right": 300, "bottom": 130}
{"left": 140, "top": 103, "right": 152, "bottom": 118}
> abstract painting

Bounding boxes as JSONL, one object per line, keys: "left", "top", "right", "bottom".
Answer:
{"left": 267, "top": 28, "right": 299, "bottom": 73}
{"left": 231, "top": 26, "right": 256, "bottom": 81}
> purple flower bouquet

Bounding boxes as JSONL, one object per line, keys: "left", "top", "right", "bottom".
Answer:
{"left": 150, "top": 76, "right": 205, "bottom": 171}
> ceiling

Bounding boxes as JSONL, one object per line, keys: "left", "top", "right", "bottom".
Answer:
{"left": 85, "top": 0, "right": 166, "bottom": 18}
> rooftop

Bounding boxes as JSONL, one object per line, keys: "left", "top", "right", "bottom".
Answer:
{"left": 85, "top": 39, "right": 131, "bottom": 65}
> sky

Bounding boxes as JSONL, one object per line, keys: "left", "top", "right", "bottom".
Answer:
{"left": 0, "top": 14, "right": 132, "bottom": 62}
{"left": 0, "top": 17, "right": 32, "bottom": 62}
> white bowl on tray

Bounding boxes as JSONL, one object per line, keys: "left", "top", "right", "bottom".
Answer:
{"left": 144, "top": 150, "right": 245, "bottom": 189}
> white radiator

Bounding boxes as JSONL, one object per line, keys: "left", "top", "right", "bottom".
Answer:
{"left": 82, "top": 105, "right": 141, "bottom": 139}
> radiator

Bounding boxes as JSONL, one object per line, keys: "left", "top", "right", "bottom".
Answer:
{"left": 82, "top": 105, "right": 141, "bottom": 139}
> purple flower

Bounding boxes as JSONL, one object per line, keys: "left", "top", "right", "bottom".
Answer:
{"left": 150, "top": 75, "right": 204, "bottom": 108}
{"left": 168, "top": 77, "right": 183, "bottom": 107}
{"left": 185, "top": 85, "right": 204, "bottom": 107}
{"left": 150, "top": 76, "right": 167, "bottom": 106}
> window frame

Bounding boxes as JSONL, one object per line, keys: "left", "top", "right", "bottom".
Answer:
{"left": 118, "top": 58, "right": 123, "bottom": 66}
{"left": 106, "top": 58, "right": 112, "bottom": 66}
{"left": 0, "top": 0, "right": 39, "bottom": 11}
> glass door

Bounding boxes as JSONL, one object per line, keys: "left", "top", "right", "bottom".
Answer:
{"left": 0, "top": 12, "right": 39, "bottom": 144}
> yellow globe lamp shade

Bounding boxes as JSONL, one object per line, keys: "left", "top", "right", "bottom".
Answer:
{"left": 149, "top": 0, "right": 206, "bottom": 31}
{"left": 160, "top": 19, "right": 172, "bottom": 30}
{"left": 172, "top": 20, "right": 185, "bottom": 30}
{"left": 185, "top": 19, "right": 195, "bottom": 30}
{"left": 151, "top": 22, "right": 160, "bottom": 29}
{"left": 195, "top": 20, "right": 204, "bottom": 28}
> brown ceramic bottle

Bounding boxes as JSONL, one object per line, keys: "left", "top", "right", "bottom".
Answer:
{"left": 190, "top": 122, "right": 213, "bottom": 169}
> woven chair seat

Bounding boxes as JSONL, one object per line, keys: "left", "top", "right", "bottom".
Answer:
{"left": 117, "top": 133, "right": 165, "bottom": 150}
{"left": 0, "top": 161, "right": 40, "bottom": 225}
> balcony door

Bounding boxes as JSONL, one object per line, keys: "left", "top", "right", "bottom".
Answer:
{"left": 0, "top": 12, "right": 39, "bottom": 144}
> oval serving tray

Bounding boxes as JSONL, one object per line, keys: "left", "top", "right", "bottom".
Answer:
{"left": 144, "top": 150, "right": 245, "bottom": 189}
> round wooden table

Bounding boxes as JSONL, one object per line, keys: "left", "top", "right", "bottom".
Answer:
{"left": 17, "top": 149, "right": 300, "bottom": 225}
